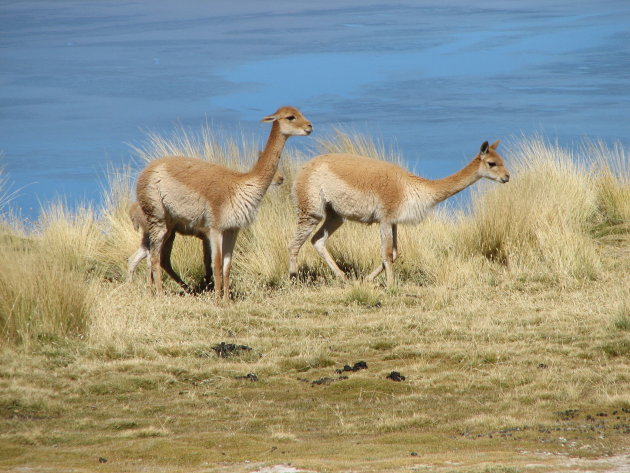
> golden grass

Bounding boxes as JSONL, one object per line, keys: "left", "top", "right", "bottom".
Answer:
{"left": 0, "top": 130, "right": 628, "bottom": 472}
{"left": 132, "top": 123, "right": 262, "bottom": 169}
{"left": 0, "top": 223, "right": 94, "bottom": 348}
{"left": 455, "top": 137, "right": 602, "bottom": 280}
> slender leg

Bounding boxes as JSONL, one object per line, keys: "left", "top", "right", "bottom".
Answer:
{"left": 210, "top": 229, "right": 223, "bottom": 302}
{"left": 392, "top": 224, "right": 398, "bottom": 262}
{"left": 221, "top": 229, "right": 239, "bottom": 301}
{"left": 145, "top": 244, "right": 152, "bottom": 291}
{"left": 384, "top": 223, "right": 397, "bottom": 286}
{"left": 311, "top": 211, "right": 346, "bottom": 280}
{"left": 366, "top": 262, "right": 385, "bottom": 281}
{"left": 127, "top": 243, "right": 149, "bottom": 282}
{"left": 200, "top": 235, "right": 214, "bottom": 292}
{"left": 148, "top": 226, "right": 169, "bottom": 295}
{"left": 381, "top": 224, "right": 395, "bottom": 286}
{"left": 142, "top": 231, "right": 151, "bottom": 288}
{"left": 366, "top": 224, "right": 398, "bottom": 284}
{"left": 159, "top": 233, "right": 191, "bottom": 292}
{"left": 288, "top": 214, "right": 321, "bottom": 278}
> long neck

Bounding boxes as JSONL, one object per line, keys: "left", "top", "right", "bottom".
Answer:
{"left": 247, "top": 121, "right": 287, "bottom": 186}
{"left": 423, "top": 156, "right": 481, "bottom": 205}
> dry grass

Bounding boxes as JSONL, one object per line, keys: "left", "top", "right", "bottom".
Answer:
{"left": 0, "top": 220, "right": 94, "bottom": 349}
{"left": 455, "top": 137, "right": 602, "bottom": 280}
{"left": 0, "top": 130, "right": 628, "bottom": 472}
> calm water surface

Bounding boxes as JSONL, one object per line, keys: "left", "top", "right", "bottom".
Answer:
{"left": 1, "top": 0, "right": 629, "bottom": 218}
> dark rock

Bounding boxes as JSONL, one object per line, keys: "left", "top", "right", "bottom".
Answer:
{"left": 335, "top": 361, "right": 368, "bottom": 374}
{"left": 386, "top": 371, "right": 406, "bottom": 382}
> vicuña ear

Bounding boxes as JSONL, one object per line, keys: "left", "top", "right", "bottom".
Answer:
{"left": 261, "top": 114, "right": 278, "bottom": 123}
{"left": 490, "top": 140, "right": 500, "bottom": 150}
{"left": 480, "top": 141, "right": 489, "bottom": 155}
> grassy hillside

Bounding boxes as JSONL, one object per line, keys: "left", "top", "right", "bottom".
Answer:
{"left": 0, "top": 131, "right": 628, "bottom": 472}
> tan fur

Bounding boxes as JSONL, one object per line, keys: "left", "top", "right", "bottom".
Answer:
{"left": 137, "top": 106, "right": 311, "bottom": 300}
{"left": 126, "top": 169, "right": 284, "bottom": 289}
{"left": 295, "top": 154, "right": 408, "bottom": 223}
{"left": 288, "top": 140, "right": 509, "bottom": 285}
{"left": 128, "top": 201, "right": 148, "bottom": 232}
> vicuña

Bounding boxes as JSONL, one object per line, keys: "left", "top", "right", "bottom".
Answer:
{"left": 288, "top": 140, "right": 509, "bottom": 285}
{"left": 137, "top": 106, "right": 312, "bottom": 300}
{"left": 126, "top": 166, "right": 285, "bottom": 292}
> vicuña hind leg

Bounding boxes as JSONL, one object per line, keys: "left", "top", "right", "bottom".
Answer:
{"left": 160, "top": 232, "right": 192, "bottom": 293}
{"left": 311, "top": 211, "right": 346, "bottom": 280}
{"left": 148, "top": 226, "right": 170, "bottom": 295}
{"left": 366, "top": 224, "right": 397, "bottom": 285}
{"left": 288, "top": 214, "right": 321, "bottom": 278}
{"left": 127, "top": 238, "right": 149, "bottom": 283}
{"left": 199, "top": 236, "right": 214, "bottom": 292}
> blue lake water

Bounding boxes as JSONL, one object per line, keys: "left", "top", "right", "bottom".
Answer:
{"left": 1, "top": 0, "right": 629, "bottom": 220}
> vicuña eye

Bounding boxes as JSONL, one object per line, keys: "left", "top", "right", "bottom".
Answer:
{"left": 286, "top": 115, "right": 296, "bottom": 121}
{"left": 488, "top": 162, "right": 497, "bottom": 167}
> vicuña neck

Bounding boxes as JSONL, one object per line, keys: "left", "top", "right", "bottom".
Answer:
{"left": 248, "top": 122, "right": 287, "bottom": 186}
{"left": 424, "top": 156, "right": 481, "bottom": 205}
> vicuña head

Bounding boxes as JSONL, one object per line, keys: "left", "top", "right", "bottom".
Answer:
{"left": 476, "top": 140, "right": 510, "bottom": 183}
{"left": 288, "top": 139, "right": 509, "bottom": 286}
{"left": 262, "top": 106, "right": 313, "bottom": 136}
{"left": 136, "top": 105, "right": 311, "bottom": 300}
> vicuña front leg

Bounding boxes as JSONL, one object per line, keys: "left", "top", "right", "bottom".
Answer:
{"left": 288, "top": 214, "right": 321, "bottom": 278}
{"left": 221, "top": 229, "right": 238, "bottom": 302}
{"left": 211, "top": 229, "right": 224, "bottom": 302}
{"left": 311, "top": 211, "right": 346, "bottom": 280}
{"left": 200, "top": 236, "right": 214, "bottom": 292}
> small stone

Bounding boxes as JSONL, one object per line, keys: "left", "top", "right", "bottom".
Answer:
{"left": 386, "top": 371, "right": 406, "bottom": 382}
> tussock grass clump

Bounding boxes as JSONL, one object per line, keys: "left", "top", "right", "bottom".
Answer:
{"left": 314, "top": 127, "right": 402, "bottom": 164}
{"left": 132, "top": 124, "right": 261, "bottom": 169}
{"left": 0, "top": 188, "right": 98, "bottom": 347}
{"left": 589, "top": 140, "right": 630, "bottom": 237}
{"left": 0, "top": 225, "right": 94, "bottom": 348}
{"left": 36, "top": 202, "right": 102, "bottom": 274}
{"left": 454, "top": 137, "right": 612, "bottom": 280}
{"left": 613, "top": 299, "right": 630, "bottom": 331}
{"left": 344, "top": 283, "right": 383, "bottom": 308}
{"left": 97, "top": 166, "right": 139, "bottom": 280}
